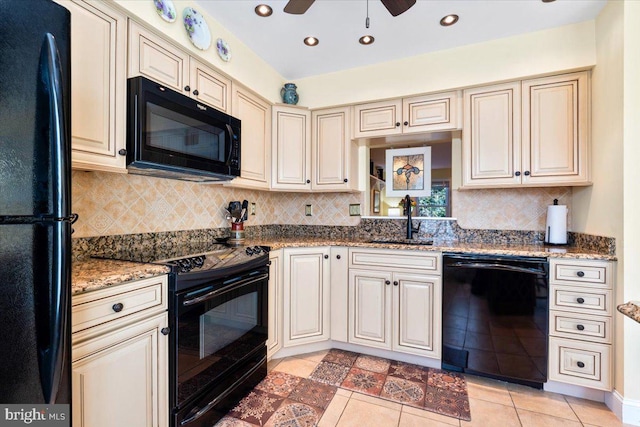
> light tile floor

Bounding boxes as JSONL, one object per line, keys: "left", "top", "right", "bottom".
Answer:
{"left": 267, "top": 350, "right": 632, "bottom": 427}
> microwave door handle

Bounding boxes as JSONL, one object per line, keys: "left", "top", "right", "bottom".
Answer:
{"left": 225, "top": 124, "right": 234, "bottom": 166}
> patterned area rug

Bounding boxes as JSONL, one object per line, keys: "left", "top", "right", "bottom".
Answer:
{"left": 215, "top": 349, "right": 471, "bottom": 426}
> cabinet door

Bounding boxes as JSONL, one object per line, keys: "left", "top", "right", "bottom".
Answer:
{"left": 312, "top": 107, "right": 353, "bottom": 191}
{"left": 393, "top": 272, "right": 441, "bottom": 358}
{"left": 283, "top": 248, "right": 330, "bottom": 346}
{"left": 348, "top": 269, "right": 393, "bottom": 349}
{"left": 267, "top": 250, "right": 283, "bottom": 359}
{"left": 65, "top": 0, "right": 127, "bottom": 173}
{"left": 353, "top": 99, "right": 403, "bottom": 138}
{"left": 462, "top": 82, "right": 521, "bottom": 188}
{"left": 227, "top": 84, "right": 271, "bottom": 188}
{"left": 189, "top": 59, "right": 230, "bottom": 112}
{"left": 72, "top": 313, "right": 168, "bottom": 427}
{"left": 128, "top": 20, "right": 188, "bottom": 93}
{"left": 272, "top": 106, "right": 311, "bottom": 190}
{"left": 522, "top": 71, "right": 590, "bottom": 185}
{"left": 402, "top": 92, "right": 459, "bottom": 133}
{"left": 330, "top": 247, "right": 349, "bottom": 343}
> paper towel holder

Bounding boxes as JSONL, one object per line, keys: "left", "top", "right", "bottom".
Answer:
{"left": 545, "top": 199, "right": 568, "bottom": 245}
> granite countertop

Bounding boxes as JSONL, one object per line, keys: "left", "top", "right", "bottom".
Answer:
{"left": 618, "top": 302, "right": 640, "bottom": 323}
{"left": 72, "top": 258, "right": 170, "bottom": 296}
{"left": 71, "top": 237, "right": 615, "bottom": 296}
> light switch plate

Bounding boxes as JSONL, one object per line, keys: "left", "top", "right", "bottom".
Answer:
{"left": 305, "top": 204, "right": 313, "bottom": 216}
{"left": 349, "top": 204, "right": 361, "bottom": 216}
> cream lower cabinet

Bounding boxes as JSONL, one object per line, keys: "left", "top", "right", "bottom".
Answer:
{"left": 330, "top": 247, "right": 349, "bottom": 343}
{"left": 60, "top": 0, "right": 127, "bottom": 173}
{"left": 348, "top": 249, "right": 442, "bottom": 359}
{"left": 267, "top": 250, "right": 283, "bottom": 359}
{"left": 462, "top": 71, "right": 590, "bottom": 188}
{"left": 548, "top": 258, "right": 614, "bottom": 391}
{"left": 283, "top": 247, "right": 331, "bottom": 346}
{"left": 71, "top": 275, "right": 169, "bottom": 427}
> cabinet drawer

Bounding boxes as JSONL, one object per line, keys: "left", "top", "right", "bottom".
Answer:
{"left": 550, "top": 259, "right": 613, "bottom": 289}
{"left": 349, "top": 249, "right": 441, "bottom": 273}
{"left": 72, "top": 275, "right": 167, "bottom": 333}
{"left": 550, "top": 286, "right": 611, "bottom": 316}
{"left": 548, "top": 337, "right": 611, "bottom": 390}
{"left": 549, "top": 311, "right": 611, "bottom": 343}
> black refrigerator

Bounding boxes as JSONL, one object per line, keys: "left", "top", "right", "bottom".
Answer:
{"left": 0, "top": 0, "right": 73, "bottom": 408}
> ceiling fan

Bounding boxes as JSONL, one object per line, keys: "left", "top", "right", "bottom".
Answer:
{"left": 283, "top": 0, "right": 417, "bottom": 17}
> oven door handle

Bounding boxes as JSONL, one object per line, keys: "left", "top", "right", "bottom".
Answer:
{"left": 448, "top": 262, "right": 545, "bottom": 275}
{"left": 180, "top": 355, "right": 267, "bottom": 426}
{"left": 182, "top": 273, "right": 268, "bottom": 306}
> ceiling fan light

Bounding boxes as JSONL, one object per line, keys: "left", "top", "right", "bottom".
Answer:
{"left": 359, "top": 35, "right": 375, "bottom": 45}
{"left": 440, "top": 14, "right": 459, "bottom": 26}
{"left": 304, "top": 36, "right": 319, "bottom": 46}
{"left": 255, "top": 4, "right": 273, "bottom": 17}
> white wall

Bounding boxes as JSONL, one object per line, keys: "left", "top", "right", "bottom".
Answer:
{"left": 296, "top": 21, "right": 597, "bottom": 108}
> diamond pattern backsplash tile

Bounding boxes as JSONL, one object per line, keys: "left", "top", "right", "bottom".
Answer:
{"left": 71, "top": 171, "right": 363, "bottom": 237}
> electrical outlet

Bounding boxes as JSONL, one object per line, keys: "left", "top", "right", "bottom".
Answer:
{"left": 250, "top": 202, "right": 256, "bottom": 215}
{"left": 349, "top": 204, "right": 361, "bottom": 216}
{"left": 305, "top": 204, "right": 313, "bottom": 216}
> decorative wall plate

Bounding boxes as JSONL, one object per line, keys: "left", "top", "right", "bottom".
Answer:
{"left": 216, "top": 38, "right": 231, "bottom": 62}
{"left": 183, "top": 7, "right": 211, "bottom": 50}
{"left": 153, "top": 0, "right": 176, "bottom": 23}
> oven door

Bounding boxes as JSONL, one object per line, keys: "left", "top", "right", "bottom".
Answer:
{"left": 174, "top": 266, "right": 268, "bottom": 409}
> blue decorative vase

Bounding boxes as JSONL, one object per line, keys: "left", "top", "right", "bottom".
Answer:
{"left": 280, "top": 83, "right": 299, "bottom": 105}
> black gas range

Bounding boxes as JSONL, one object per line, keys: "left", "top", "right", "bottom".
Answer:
{"left": 98, "top": 241, "right": 270, "bottom": 426}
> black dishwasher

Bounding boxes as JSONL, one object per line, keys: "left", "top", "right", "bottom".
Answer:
{"left": 442, "top": 253, "right": 549, "bottom": 388}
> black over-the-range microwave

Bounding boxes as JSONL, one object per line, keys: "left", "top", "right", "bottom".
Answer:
{"left": 126, "top": 76, "right": 241, "bottom": 182}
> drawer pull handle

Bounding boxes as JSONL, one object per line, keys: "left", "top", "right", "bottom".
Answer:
{"left": 577, "top": 361, "right": 585, "bottom": 368}
{"left": 336, "top": 255, "right": 341, "bottom": 259}
{"left": 576, "top": 324, "right": 585, "bottom": 331}
{"left": 576, "top": 297, "right": 585, "bottom": 304}
{"left": 576, "top": 271, "right": 585, "bottom": 277}
{"left": 112, "top": 303, "right": 124, "bottom": 313}
{"left": 385, "top": 280, "right": 391, "bottom": 285}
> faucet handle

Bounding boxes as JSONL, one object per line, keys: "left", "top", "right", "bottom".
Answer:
{"left": 412, "top": 220, "right": 422, "bottom": 233}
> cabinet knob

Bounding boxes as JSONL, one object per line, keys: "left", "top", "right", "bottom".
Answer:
{"left": 336, "top": 255, "right": 341, "bottom": 259}
{"left": 344, "top": 178, "right": 348, "bottom": 183}
{"left": 385, "top": 280, "right": 391, "bottom": 285}
{"left": 306, "top": 179, "right": 311, "bottom": 184}
{"left": 577, "top": 361, "right": 585, "bottom": 368}
{"left": 577, "top": 297, "right": 585, "bottom": 304}
{"left": 161, "top": 327, "right": 170, "bottom": 336}
{"left": 576, "top": 271, "right": 585, "bottom": 277}
{"left": 184, "top": 85, "right": 191, "bottom": 92}
{"left": 515, "top": 171, "right": 521, "bottom": 177}
{"left": 395, "top": 122, "right": 400, "bottom": 127}
{"left": 112, "top": 303, "right": 124, "bottom": 313}
{"left": 118, "top": 148, "right": 127, "bottom": 156}
{"left": 576, "top": 324, "right": 585, "bottom": 331}
{"left": 403, "top": 121, "right": 408, "bottom": 126}
{"left": 193, "top": 89, "right": 199, "bottom": 96}
{"left": 324, "top": 254, "right": 329, "bottom": 259}
{"left": 393, "top": 281, "right": 398, "bottom": 286}
{"left": 524, "top": 171, "right": 530, "bottom": 176}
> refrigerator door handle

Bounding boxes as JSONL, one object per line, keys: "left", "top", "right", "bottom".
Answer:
{"left": 36, "top": 33, "right": 71, "bottom": 404}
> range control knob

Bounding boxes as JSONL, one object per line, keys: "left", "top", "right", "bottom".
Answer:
{"left": 253, "top": 246, "right": 262, "bottom": 254}
{"left": 245, "top": 247, "right": 254, "bottom": 256}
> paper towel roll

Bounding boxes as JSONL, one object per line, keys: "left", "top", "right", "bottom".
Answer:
{"left": 545, "top": 204, "right": 568, "bottom": 245}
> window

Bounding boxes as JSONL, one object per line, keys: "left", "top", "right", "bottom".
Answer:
{"left": 417, "top": 180, "right": 450, "bottom": 217}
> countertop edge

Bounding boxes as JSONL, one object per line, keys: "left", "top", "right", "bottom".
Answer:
{"left": 617, "top": 302, "right": 640, "bottom": 324}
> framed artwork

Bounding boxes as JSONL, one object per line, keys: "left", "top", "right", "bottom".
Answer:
{"left": 385, "top": 147, "right": 432, "bottom": 198}
{"left": 372, "top": 189, "right": 380, "bottom": 213}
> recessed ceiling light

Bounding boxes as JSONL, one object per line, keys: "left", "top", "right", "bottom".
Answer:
{"left": 440, "top": 14, "right": 459, "bottom": 26}
{"left": 541, "top": 0, "right": 556, "bottom": 2}
{"left": 304, "top": 36, "right": 319, "bottom": 46}
{"left": 254, "top": 4, "right": 273, "bottom": 17}
{"left": 359, "top": 35, "right": 375, "bottom": 45}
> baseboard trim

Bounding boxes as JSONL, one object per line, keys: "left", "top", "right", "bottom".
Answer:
{"left": 609, "top": 389, "right": 640, "bottom": 426}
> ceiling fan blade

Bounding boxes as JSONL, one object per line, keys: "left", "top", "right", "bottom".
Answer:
{"left": 380, "top": 0, "right": 416, "bottom": 17}
{"left": 283, "top": 0, "right": 315, "bottom": 14}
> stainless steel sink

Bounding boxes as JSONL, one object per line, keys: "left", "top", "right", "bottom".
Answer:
{"left": 365, "top": 239, "right": 434, "bottom": 246}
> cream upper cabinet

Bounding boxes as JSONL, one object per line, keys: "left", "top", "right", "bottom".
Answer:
{"left": 311, "top": 106, "right": 356, "bottom": 191}
{"left": 354, "top": 92, "right": 460, "bottom": 138}
{"left": 462, "top": 71, "right": 591, "bottom": 189}
{"left": 271, "top": 105, "right": 312, "bottom": 190}
{"left": 462, "top": 82, "right": 522, "bottom": 187}
{"left": 128, "top": 21, "right": 230, "bottom": 112}
{"left": 522, "top": 71, "right": 590, "bottom": 186}
{"left": 226, "top": 83, "right": 271, "bottom": 189}
{"left": 64, "top": 0, "right": 127, "bottom": 173}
